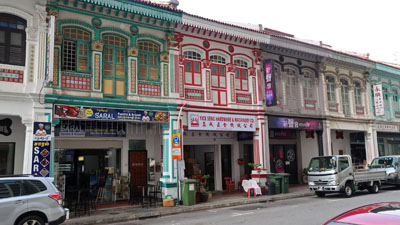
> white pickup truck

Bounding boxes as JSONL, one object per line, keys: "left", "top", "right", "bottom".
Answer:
{"left": 308, "top": 155, "right": 387, "bottom": 197}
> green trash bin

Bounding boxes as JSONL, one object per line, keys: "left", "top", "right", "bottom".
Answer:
{"left": 180, "top": 179, "right": 198, "bottom": 206}
{"left": 275, "top": 173, "right": 290, "bottom": 193}
{"left": 274, "top": 176, "right": 282, "bottom": 194}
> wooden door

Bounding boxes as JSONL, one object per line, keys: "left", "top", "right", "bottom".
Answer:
{"left": 129, "top": 151, "right": 147, "bottom": 186}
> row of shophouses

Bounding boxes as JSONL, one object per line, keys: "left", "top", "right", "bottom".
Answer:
{"left": 1, "top": 0, "right": 400, "bottom": 198}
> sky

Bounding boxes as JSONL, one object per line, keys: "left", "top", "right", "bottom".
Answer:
{"left": 177, "top": 0, "right": 400, "bottom": 64}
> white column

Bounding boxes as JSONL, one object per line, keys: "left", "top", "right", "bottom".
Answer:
{"left": 22, "top": 118, "right": 34, "bottom": 174}
{"left": 232, "top": 140, "right": 240, "bottom": 190}
{"left": 264, "top": 115, "right": 271, "bottom": 172}
{"left": 322, "top": 120, "right": 332, "bottom": 156}
{"left": 214, "top": 144, "right": 222, "bottom": 191}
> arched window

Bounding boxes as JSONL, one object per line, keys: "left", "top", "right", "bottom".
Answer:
{"left": 138, "top": 41, "right": 160, "bottom": 81}
{"left": 103, "top": 34, "right": 127, "bottom": 97}
{"left": 326, "top": 76, "right": 336, "bottom": 102}
{"left": 340, "top": 78, "right": 350, "bottom": 116}
{"left": 210, "top": 54, "right": 227, "bottom": 105}
{"left": 183, "top": 51, "right": 201, "bottom": 60}
{"left": 0, "top": 13, "right": 26, "bottom": 66}
{"left": 234, "top": 59, "right": 248, "bottom": 91}
{"left": 183, "top": 51, "right": 201, "bottom": 86}
{"left": 393, "top": 89, "right": 399, "bottom": 111}
{"left": 354, "top": 81, "right": 362, "bottom": 106}
{"left": 63, "top": 27, "right": 91, "bottom": 72}
{"left": 303, "top": 71, "right": 314, "bottom": 99}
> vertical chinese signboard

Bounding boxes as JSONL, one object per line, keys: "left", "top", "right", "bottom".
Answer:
{"left": 32, "top": 122, "right": 51, "bottom": 177}
{"left": 264, "top": 60, "right": 277, "bottom": 106}
{"left": 373, "top": 84, "right": 385, "bottom": 116}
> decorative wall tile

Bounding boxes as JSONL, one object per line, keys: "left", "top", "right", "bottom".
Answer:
{"left": 236, "top": 93, "right": 252, "bottom": 104}
{"left": 138, "top": 83, "right": 161, "bottom": 96}
{"left": 62, "top": 75, "right": 90, "bottom": 90}
{"left": 0, "top": 69, "right": 23, "bottom": 83}
{"left": 164, "top": 64, "right": 168, "bottom": 96}
{"left": 185, "top": 88, "right": 204, "bottom": 100}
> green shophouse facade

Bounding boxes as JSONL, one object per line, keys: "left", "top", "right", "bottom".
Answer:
{"left": 370, "top": 63, "right": 400, "bottom": 157}
{"left": 45, "top": 0, "right": 183, "bottom": 199}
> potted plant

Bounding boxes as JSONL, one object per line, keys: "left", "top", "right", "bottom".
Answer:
{"left": 199, "top": 174, "right": 211, "bottom": 202}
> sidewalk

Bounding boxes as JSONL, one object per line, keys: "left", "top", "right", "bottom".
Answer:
{"left": 64, "top": 185, "right": 313, "bottom": 225}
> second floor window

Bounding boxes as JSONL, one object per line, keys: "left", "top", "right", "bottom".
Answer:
{"left": 234, "top": 59, "right": 248, "bottom": 91}
{"left": 354, "top": 81, "right": 362, "bottom": 106}
{"left": 184, "top": 51, "right": 201, "bottom": 86}
{"left": 210, "top": 55, "right": 227, "bottom": 106}
{"left": 285, "top": 72, "right": 296, "bottom": 98}
{"left": 303, "top": 72, "right": 313, "bottom": 99}
{"left": 139, "top": 41, "right": 160, "bottom": 81}
{"left": 341, "top": 78, "right": 350, "bottom": 116}
{"left": 394, "top": 89, "right": 399, "bottom": 111}
{"left": 63, "top": 27, "right": 91, "bottom": 72}
{"left": 0, "top": 14, "right": 26, "bottom": 66}
{"left": 326, "top": 76, "right": 336, "bottom": 102}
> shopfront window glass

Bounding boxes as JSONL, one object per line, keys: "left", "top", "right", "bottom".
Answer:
{"left": 54, "top": 148, "right": 121, "bottom": 191}
{"left": 0, "top": 143, "right": 15, "bottom": 175}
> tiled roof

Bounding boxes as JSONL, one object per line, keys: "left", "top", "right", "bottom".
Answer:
{"left": 79, "top": 0, "right": 182, "bottom": 22}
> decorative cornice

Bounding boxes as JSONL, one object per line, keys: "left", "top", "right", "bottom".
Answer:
{"left": 261, "top": 44, "right": 322, "bottom": 63}
{"left": 91, "top": 40, "right": 104, "bottom": 51}
{"left": 181, "top": 14, "right": 270, "bottom": 44}
{"left": 160, "top": 51, "right": 169, "bottom": 62}
{"left": 127, "top": 46, "right": 138, "bottom": 57}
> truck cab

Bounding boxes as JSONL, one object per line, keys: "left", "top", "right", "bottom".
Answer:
{"left": 308, "top": 155, "right": 384, "bottom": 197}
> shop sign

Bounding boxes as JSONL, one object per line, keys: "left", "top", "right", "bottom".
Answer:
{"left": 373, "top": 84, "right": 385, "bottom": 116}
{"left": 32, "top": 122, "right": 52, "bottom": 177}
{"left": 171, "top": 131, "right": 182, "bottom": 160}
{"left": 269, "top": 116, "right": 323, "bottom": 130}
{"left": 55, "top": 120, "right": 126, "bottom": 137}
{"left": 188, "top": 112, "right": 256, "bottom": 132}
{"left": 264, "top": 60, "right": 277, "bottom": 107}
{"left": 54, "top": 105, "right": 169, "bottom": 123}
{"left": 376, "top": 124, "right": 399, "bottom": 132}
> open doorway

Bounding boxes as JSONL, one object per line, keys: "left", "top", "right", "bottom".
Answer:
{"left": 184, "top": 145, "right": 215, "bottom": 191}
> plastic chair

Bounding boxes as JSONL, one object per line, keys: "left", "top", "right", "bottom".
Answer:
{"left": 237, "top": 174, "right": 248, "bottom": 191}
{"left": 241, "top": 180, "right": 251, "bottom": 196}
{"left": 224, "top": 177, "right": 235, "bottom": 193}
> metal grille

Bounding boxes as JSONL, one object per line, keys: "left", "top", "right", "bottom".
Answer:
{"left": 63, "top": 40, "right": 76, "bottom": 71}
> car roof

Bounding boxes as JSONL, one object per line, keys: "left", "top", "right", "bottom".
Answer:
{"left": 330, "top": 202, "right": 400, "bottom": 225}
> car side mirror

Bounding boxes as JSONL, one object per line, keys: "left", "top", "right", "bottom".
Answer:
{"left": 367, "top": 164, "right": 370, "bottom": 168}
{"left": 395, "top": 162, "right": 399, "bottom": 168}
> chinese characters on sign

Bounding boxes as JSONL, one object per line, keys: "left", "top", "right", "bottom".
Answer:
{"left": 373, "top": 84, "right": 385, "bottom": 116}
{"left": 188, "top": 112, "right": 256, "bottom": 132}
{"left": 264, "top": 60, "right": 277, "bottom": 107}
{"left": 32, "top": 122, "right": 52, "bottom": 177}
{"left": 268, "top": 116, "right": 323, "bottom": 130}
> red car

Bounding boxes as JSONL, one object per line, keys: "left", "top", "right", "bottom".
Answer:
{"left": 324, "top": 202, "right": 400, "bottom": 225}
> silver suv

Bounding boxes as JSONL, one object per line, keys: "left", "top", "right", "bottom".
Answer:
{"left": 0, "top": 175, "right": 66, "bottom": 225}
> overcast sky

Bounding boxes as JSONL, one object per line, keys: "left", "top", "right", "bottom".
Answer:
{"left": 178, "top": 0, "right": 400, "bottom": 64}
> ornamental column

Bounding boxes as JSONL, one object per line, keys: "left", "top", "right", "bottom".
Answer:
{"left": 127, "top": 46, "right": 138, "bottom": 96}
{"left": 91, "top": 40, "right": 104, "bottom": 96}
{"left": 227, "top": 63, "right": 236, "bottom": 104}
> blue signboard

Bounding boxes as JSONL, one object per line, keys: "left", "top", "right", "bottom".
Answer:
{"left": 54, "top": 105, "right": 169, "bottom": 123}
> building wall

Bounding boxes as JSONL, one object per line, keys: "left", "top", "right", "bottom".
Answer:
{"left": 0, "top": 116, "right": 26, "bottom": 174}
{"left": 299, "top": 130, "right": 319, "bottom": 169}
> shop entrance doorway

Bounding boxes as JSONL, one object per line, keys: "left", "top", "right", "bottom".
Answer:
{"left": 184, "top": 145, "right": 215, "bottom": 191}
{"left": 243, "top": 144, "right": 253, "bottom": 178}
{"left": 270, "top": 144, "right": 298, "bottom": 184}
{"left": 221, "top": 145, "right": 232, "bottom": 190}
{"left": 129, "top": 150, "right": 148, "bottom": 186}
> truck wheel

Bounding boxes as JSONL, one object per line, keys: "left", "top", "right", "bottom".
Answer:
{"left": 315, "top": 191, "right": 325, "bottom": 197}
{"left": 368, "top": 182, "right": 380, "bottom": 194}
{"left": 342, "top": 182, "right": 353, "bottom": 198}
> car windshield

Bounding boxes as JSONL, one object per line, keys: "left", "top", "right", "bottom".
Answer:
{"left": 370, "top": 157, "right": 394, "bottom": 168}
{"left": 371, "top": 204, "right": 400, "bottom": 216}
{"left": 308, "top": 156, "right": 337, "bottom": 172}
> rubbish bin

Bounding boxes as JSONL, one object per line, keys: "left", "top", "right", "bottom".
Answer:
{"left": 275, "top": 173, "right": 290, "bottom": 193}
{"left": 180, "top": 179, "right": 198, "bottom": 206}
{"left": 274, "top": 176, "right": 282, "bottom": 194}
{"left": 265, "top": 181, "right": 275, "bottom": 195}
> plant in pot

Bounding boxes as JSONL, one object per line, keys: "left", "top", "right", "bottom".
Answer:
{"left": 248, "top": 163, "right": 262, "bottom": 186}
{"left": 199, "top": 174, "right": 211, "bottom": 202}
